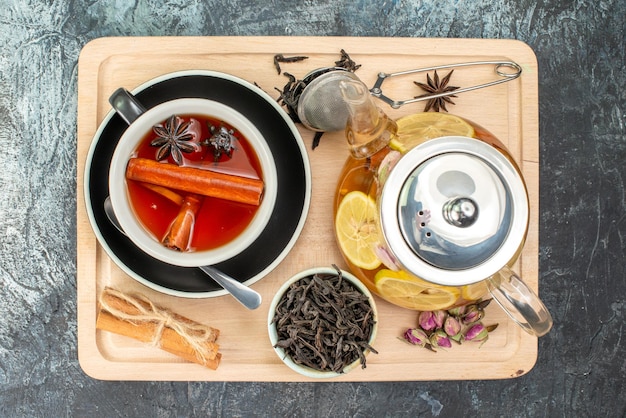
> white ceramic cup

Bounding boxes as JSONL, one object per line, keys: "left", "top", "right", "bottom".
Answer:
{"left": 108, "top": 98, "right": 277, "bottom": 267}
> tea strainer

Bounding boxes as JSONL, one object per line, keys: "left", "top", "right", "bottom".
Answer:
{"left": 295, "top": 67, "right": 361, "bottom": 132}
{"left": 294, "top": 61, "right": 522, "bottom": 132}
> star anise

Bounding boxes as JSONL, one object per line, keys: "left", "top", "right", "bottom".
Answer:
{"left": 203, "top": 125, "right": 237, "bottom": 162}
{"left": 414, "top": 70, "right": 460, "bottom": 112}
{"left": 151, "top": 115, "right": 195, "bottom": 165}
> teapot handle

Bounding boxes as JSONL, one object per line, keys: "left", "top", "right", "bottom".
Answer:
{"left": 486, "top": 266, "right": 553, "bottom": 337}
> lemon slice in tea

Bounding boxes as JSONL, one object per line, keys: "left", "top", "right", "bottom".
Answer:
{"left": 390, "top": 113, "right": 475, "bottom": 153}
{"left": 335, "top": 191, "right": 381, "bottom": 270}
{"left": 374, "top": 269, "right": 460, "bottom": 311}
{"left": 461, "top": 281, "right": 489, "bottom": 302}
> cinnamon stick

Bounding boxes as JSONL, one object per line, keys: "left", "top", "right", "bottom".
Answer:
{"left": 162, "top": 194, "right": 203, "bottom": 251}
{"left": 96, "top": 288, "right": 221, "bottom": 370}
{"left": 141, "top": 183, "right": 184, "bottom": 206}
{"left": 126, "top": 158, "right": 264, "bottom": 206}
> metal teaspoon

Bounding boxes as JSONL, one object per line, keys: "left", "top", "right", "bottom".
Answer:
{"left": 103, "top": 196, "right": 262, "bottom": 310}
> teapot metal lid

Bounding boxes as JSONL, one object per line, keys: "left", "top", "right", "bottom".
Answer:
{"left": 379, "top": 136, "right": 529, "bottom": 287}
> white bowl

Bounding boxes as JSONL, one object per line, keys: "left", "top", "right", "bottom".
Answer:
{"left": 268, "top": 267, "right": 378, "bottom": 378}
{"left": 109, "top": 98, "right": 277, "bottom": 267}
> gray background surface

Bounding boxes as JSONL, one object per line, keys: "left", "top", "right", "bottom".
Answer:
{"left": 1, "top": 0, "right": 624, "bottom": 416}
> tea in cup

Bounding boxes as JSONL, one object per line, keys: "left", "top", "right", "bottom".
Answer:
{"left": 108, "top": 93, "right": 277, "bottom": 267}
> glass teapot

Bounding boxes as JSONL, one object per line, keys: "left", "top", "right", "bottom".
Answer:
{"left": 333, "top": 79, "right": 552, "bottom": 336}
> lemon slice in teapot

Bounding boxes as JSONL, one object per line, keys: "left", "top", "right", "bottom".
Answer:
{"left": 390, "top": 113, "right": 475, "bottom": 153}
{"left": 461, "top": 281, "right": 489, "bottom": 302}
{"left": 374, "top": 269, "right": 460, "bottom": 311}
{"left": 335, "top": 191, "right": 381, "bottom": 270}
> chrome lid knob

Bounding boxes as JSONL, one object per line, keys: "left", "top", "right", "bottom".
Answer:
{"left": 443, "top": 197, "right": 479, "bottom": 228}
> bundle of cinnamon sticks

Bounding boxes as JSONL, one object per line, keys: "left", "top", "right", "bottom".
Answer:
{"left": 96, "top": 287, "right": 222, "bottom": 370}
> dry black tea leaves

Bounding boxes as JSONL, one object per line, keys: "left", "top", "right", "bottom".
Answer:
{"left": 335, "top": 49, "right": 361, "bottom": 72}
{"left": 273, "top": 54, "right": 309, "bottom": 75}
{"left": 272, "top": 266, "right": 377, "bottom": 373}
{"left": 273, "top": 50, "right": 362, "bottom": 149}
{"left": 311, "top": 131, "right": 324, "bottom": 150}
{"left": 274, "top": 72, "right": 303, "bottom": 123}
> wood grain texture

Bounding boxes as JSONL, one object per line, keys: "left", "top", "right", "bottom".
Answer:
{"left": 77, "top": 36, "right": 539, "bottom": 381}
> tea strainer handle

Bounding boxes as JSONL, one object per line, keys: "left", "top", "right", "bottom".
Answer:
{"left": 370, "top": 61, "right": 522, "bottom": 109}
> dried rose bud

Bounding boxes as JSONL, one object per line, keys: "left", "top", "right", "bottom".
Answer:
{"left": 373, "top": 245, "right": 401, "bottom": 271}
{"left": 433, "top": 310, "right": 446, "bottom": 328}
{"left": 463, "top": 323, "right": 489, "bottom": 342}
{"left": 450, "top": 332, "right": 463, "bottom": 343}
{"left": 462, "top": 304, "right": 484, "bottom": 324}
{"left": 444, "top": 315, "right": 462, "bottom": 337}
{"left": 447, "top": 305, "right": 466, "bottom": 317}
{"left": 404, "top": 328, "right": 429, "bottom": 346}
{"left": 418, "top": 311, "right": 437, "bottom": 331}
{"left": 429, "top": 329, "right": 452, "bottom": 349}
{"left": 477, "top": 299, "right": 492, "bottom": 310}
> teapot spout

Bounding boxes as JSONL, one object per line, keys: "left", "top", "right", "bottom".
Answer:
{"left": 340, "top": 79, "right": 372, "bottom": 108}
{"left": 339, "top": 79, "right": 397, "bottom": 159}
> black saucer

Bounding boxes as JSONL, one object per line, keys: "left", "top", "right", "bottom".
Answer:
{"left": 84, "top": 70, "right": 311, "bottom": 297}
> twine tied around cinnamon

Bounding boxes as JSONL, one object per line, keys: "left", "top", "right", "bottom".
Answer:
{"left": 98, "top": 287, "right": 220, "bottom": 365}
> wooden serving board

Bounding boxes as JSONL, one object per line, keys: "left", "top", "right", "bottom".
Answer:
{"left": 76, "top": 36, "right": 540, "bottom": 381}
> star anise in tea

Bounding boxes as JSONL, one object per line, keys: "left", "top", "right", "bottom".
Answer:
{"left": 151, "top": 115, "right": 195, "bottom": 165}
{"left": 414, "top": 70, "right": 460, "bottom": 112}
{"left": 203, "top": 125, "right": 237, "bottom": 162}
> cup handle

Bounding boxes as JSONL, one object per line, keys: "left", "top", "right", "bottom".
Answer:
{"left": 486, "top": 266, "right": 553, "bottom": 337}
{"left": 109, "top": 88, "right": 147, "bottom": 125}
